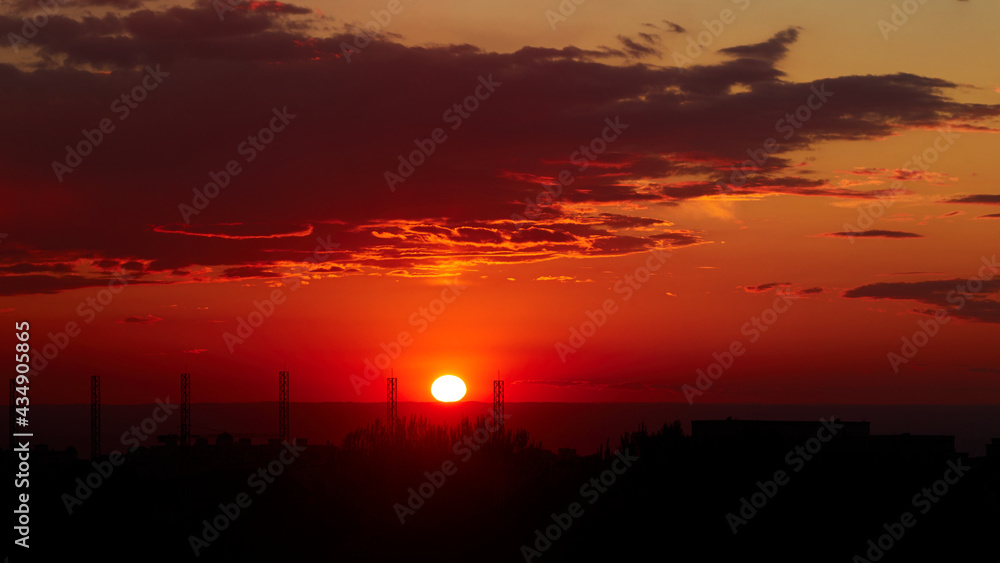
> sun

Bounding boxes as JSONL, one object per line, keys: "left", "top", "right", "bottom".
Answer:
{"left": 431, "top": 375, "right": 467, "bottom": 402}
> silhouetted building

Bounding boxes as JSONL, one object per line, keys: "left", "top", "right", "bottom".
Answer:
{"left": 692, "top": 418, "right": 870, "bottom": 440}
{"left": 157, "top": 434, "right": 180, "bottom": 447}
{"left": 987, "top": 438, "right": 1000, "bottom": 459}
{"left": 867, "top": 433, "right": 954, "bottom": 456}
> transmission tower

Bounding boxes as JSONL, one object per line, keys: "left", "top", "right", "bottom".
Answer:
{"left": 493, "top": 377, "right": 504, "bottom": 434}
{"left": 278, "top": 370, "right": 290, "bottom": 444}
{"left": 90, "top": 375, "right": 101, "bottom": 458}
{"left": 181, "top": 373, "right": 191, "bottom": 447}
{"left": 386, "top": 376, "right": 398, "bottom": 432}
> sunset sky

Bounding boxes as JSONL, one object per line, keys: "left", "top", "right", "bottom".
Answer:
{"left": 2, "top": 0, "right": 998, "bottom": 405}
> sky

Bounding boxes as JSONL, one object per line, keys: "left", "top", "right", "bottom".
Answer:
{"left": 2, "top": 0, "right": 998, "bottom": 405}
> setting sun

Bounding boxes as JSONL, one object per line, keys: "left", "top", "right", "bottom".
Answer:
{"left": 431, "top": 375, "right": 467, "bottom": 402}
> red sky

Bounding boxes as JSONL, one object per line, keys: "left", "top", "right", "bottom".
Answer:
{"left": 2, "top": 0, "right": 999, "bottom": 404}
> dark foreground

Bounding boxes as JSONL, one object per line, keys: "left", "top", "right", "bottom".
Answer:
{"left": 6, "top": 415, "right": 1000, "bottom": 562}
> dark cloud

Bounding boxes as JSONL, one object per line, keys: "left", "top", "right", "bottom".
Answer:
{"left": 0, "top": 273, "right": 149, "bottom": 295}
{"left": 719, "top": 27, "right": 800, "bottom": 62}
{"left": 745, "top": 282, "right": 792, "bottom": 293}
{"left": 0, "top": 7, "right": 998, "bottom": 294}
{"left": 649, "top": 232, "right": 699, "bottom": 246}
{"left": 154, "top": 222, "right": 314, "bottom": 239}
{"left": 946, "top": 194, "right": 1000, "bottom": 205}
{"left": 843, "top": 276, "right": 1000, "bottom": 323}
{"left": 7, "top": 0, "right": 145, "bottom": 10}
{"left": 745, "top": 282, "right": 823, "bottom": 296}
{"left": 509, "top": 228, "right": 578, "bottom": 244}
{"left": 232, "top": 1, "right": 312, "bottom": 16}
{"left": 118, "top": 314, "right": 162, "bottom": 324}
{"left": 662, "top": 20, "right": 685, "bottom": 33}
{"left": 221, "top": 266, "right": 282, "bottom": 278}
{"left": 637, "top": 32, "right": 660, "bottom": 46}
{"left": 641, "top": 20, "right": 685, "bottom": 33}
{"left": 616, "top": 34, "right": 661, "bottom": 58}
{"left": 0, "top": 262, "right": 74, "bottom": 274}
{"left": 843, "top": 278, "right": 1000, "bottom": 300}
{"left": 88, "top": 0, "right": 144, "bottom": 7}
{"left": 821, "top": 230, "right": 923, "bottom": 239}
{"left": 596, "top": 214, "right": 667, "bottom": 229}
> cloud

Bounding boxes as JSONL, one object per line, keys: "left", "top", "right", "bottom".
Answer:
{"left": 744, "top": 282, "right": 792, "bottom": 293}
{"left": 221, "top": 266, "right": 282, "bottom": 278}
{"left": 846, "top": 167, "right": 953, "bottom": 183}
{"left": 843, "top": 278, "right": 1000, "bottom": 300}
{"left": 231, "top": 1, "right": 313, "bottom": 16}
{"left": 719, "top": 27, "right": 800, "bottom": 62}
{"left": 616, "top": 34, "right": 661, "bottom": 58}
{"left": 0, "top": 8, "right": 998, "bottom": 294}
{"left": 596, "top": 213, "right": 669, "bottom": 229}
{"left": 7, "top": 0, "right": 146, "bottom": 10}
{"left": 820, "top": 230, "right": 923, "bottom": 239}
{"left": 153, "top": 223, "right": 314, "bottom": 239}
{"left": 843, "top": 277, "right": 1000, "bottom": 323}
{"left": 0, "top": 262, "right": 74, "bottom": 273}
{"left": 662, "top": 20, "right": 685, "bottom": 33}
{"left": 0, "top": 273, "right": 149, "bottom": 295}
{"left": 641, "top": 20, "right": 685, "bottom": 33}
{"left": 977, "top": 213, "right": 1000, "bottom": 219}
{"left": 534, "top": 275, "right": 589, "bottom": 282}
{"left": 744, "top": 282, "right": 823, "bottom": 296}
{"left": 945, "top": 194, "right": 1000, "bottom": 204}
{"left": 118, "top": 314, "right": 162, "bottom": 324}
